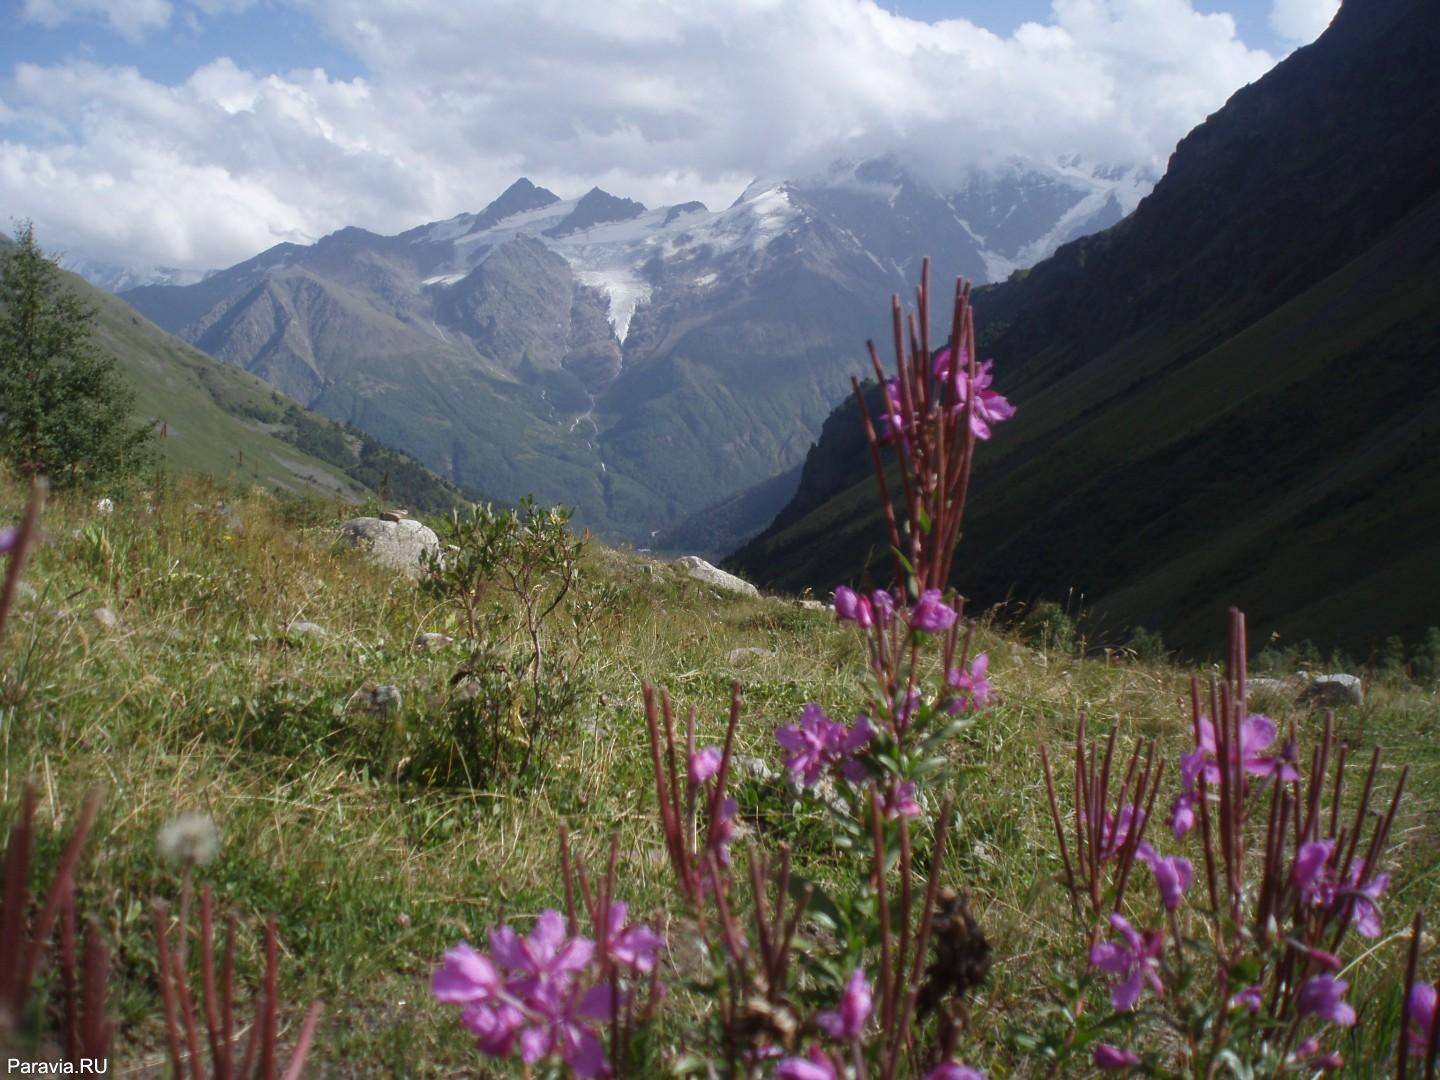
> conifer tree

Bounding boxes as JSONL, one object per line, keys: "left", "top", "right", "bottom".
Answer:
{"left": 0, "top": 222, "right": 154, "bottom": 486}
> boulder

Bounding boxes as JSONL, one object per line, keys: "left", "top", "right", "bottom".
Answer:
{"left": 414, "top": 632, "right": 455, "bottom": 652}
{"left": 673, "top": 556, "right": 759, "bottom": 598}
{"left": 794, "top": 599, "right": 827, "bottom": 612}
{"left": 337, "top": 517, "right": 440, "bottom": 579}
{"left": 357, "top": 684, "right": 403, "bottom": 715}
{"left": 1301, "top": 673, "right": 1364, "bottom": 708}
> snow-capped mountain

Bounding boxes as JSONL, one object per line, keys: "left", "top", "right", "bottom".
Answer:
{"left": 63, "top": 257, "right": 211, "bottom": 294}
{"left": 117, "top": 155, "right": 1152, "bottom": 551}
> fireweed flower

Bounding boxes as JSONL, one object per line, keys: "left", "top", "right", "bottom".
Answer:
{"left": 1171, "top": 713, "right": 1295, "bottom": 837}
{"left": 876, "top": 378, "right": 908, "bottom": 453}
{"left": 923, "top": 1064, "right": 986, "bottom": 1080}
{"left": 1093, "top": 1045, "right": 1141, "bottom": 1070}
{"left": 1297, "top": 975, "right": 1357, "bottom": 1026}
{"left": 776, "top": 1046, "right": 838, "bottom": 1080}
{"left": 1289, "top": 1038, "right": 1344, "bottom": 1071}
{"left": 910, "top": 589, "right": 957, "bottom": 633}
{"left": 1293, "top": 840, "right": 1338, "bottom": 908}
{"left": 955, "top": 360, "right": 1016, "bottom": 440}
{"left": 1345, "top": 866, "right": 1390, "bottom": 938}
{"left": 834, "top": 586, "right": 873, "bottom": 627}
{"left": 601, "top": 902, "right": 664, "bottom": 974}
{"left": 1407, "top": 982, "right": 1437, "bottom": 1056}
{"left": 1229, "top": 984, "right": 1264, "bottom": 1013}
{"left": 689, "top": 745, "right": 723, "bottom": 784}
{"left": 816, "top": 968, "right": 873, "bottom": 1040}
{"left": 881, "top": 780, "right": 922, "bottom": 820}
{"left": 870, "top": 589, "right": 896, "bottom": 626}
{"left": 946, "top": 653, "right": 991, "bottom": 713}
{"left": 0, "top": 526, "right": 17, "bottom": 553}
{"left": 1136, "top": 842, "right": 1193, "bottom": 911}
{"left": 1090, "top": 913, "right": 1164, "bottom": 1011}
{"left": 775, "top": 706, "right": 872, "bottom": 786}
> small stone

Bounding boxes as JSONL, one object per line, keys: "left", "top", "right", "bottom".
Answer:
{"left": 414, "top": 632, "right": 455, "bottom": 652}
{"left": 673, "top": 556, "right": 759, "bottom": 598}
{"left": 727, "top": 647, "right": 776, "bottom": 663}
{"left": 731, "top": 754, "right": 779, "bottom": 783}
{"left": 454, "top": 677, "right": 482, "bottom": 703}
{"left": 289, "top": 621, "right": 327, "bottom": 638}
{"left": 1301, "top": 674, "right": 1363, "bottom": 708}
{"left": 358, "top": 684, "right": 403, "bottom": 715}
{"left": 93, "top": 607, "right": 121, "bottom": 632}
{"left": 95, "top": 497, "right": 114, "bottom": 514}
{"left": 794, "top": 599, "right": 827, "bottom": 611}
{"left": 579, "top": 715, "right": 607, "bottom": 737}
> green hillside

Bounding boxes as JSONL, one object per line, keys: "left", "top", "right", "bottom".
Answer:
{"left": 0, "top": 233, "right": 468, "bottom": 512}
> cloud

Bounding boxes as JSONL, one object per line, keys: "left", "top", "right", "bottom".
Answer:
{"left": 1268, "top": 0, "right": 1340, "bottom": 45}
{"left": 21, "top": 0, "right": 173, "bottom": 41}
{"left": 1, "top": 0, "right": 1279, "bottom": 273}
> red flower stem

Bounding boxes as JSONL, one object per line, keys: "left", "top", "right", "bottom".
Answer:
{"left": 0, "top": 476, "right": 45, "bottom": 647}
{"left": 746, "top": 853, "right": 776, "bottom": 979}
{"left": 1039, "top": 744, "right": 1079, "bottom": 910}
{"left": 200, "top": 887, "right": 226, "bottom": 1080}
{"left": 221, "top": 913, "right": 236, "bottom": 1078}
{"left": 60, "top": 888, "right": 77, "bottom": 1060}
{"left": 152, "top": 900, "right": 186, "bottom": 1076}
{"left": 20, "top": 786, "right": 101, "bottom": 994}
{"left": 81, "top": 921, "right": 108, "bottom": 1056}
{"left": 701, "top": 685, "right": 742, "bottom": 860}
{"left": 261, "top": 918, "right": 279, "bottom": 1080}
{"left": 279, "top": 1000, "right": 323, "bottom": 1080}
{"left": 869, "top": 787, "right": 894, "bottom": 1031}
{"left": 894, "top": 810, "right": 913, "bottom": 1031}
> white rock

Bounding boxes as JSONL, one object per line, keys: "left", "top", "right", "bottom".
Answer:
{"left": 794, "top": 599, "right": 827, "bottom": 611}
{"left": 673, "top": 556, "right": 759, "bottom": 598}
{"left": 337, "top": 517, "right": 441, "bottom": 579}
{"left": 414, "top": 632, "right": 455, "bottom": 652}
{"left": 93, "top": 607, "right": 121, "bottom": 632}
{"left": 727, "top": 647, "right": 775, "bottom": 663}
{"left": 95, "top": 498, "right": 114, "bottom": 514}
{"left": 1302, "top": 673, "right": 1364, "bottom": 708}
{"left": 289, "top": 621, "right": 327, "bottom": 638}
{"left": 358, "top": 684, "right": 402, "bottom": 715}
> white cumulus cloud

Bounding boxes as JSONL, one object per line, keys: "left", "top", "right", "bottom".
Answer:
{"left": 1269, "top": 0, "right": 1341, "bottom": 45}
{"left": 1, "top": 0, "right": 1280, "bottom": 274}
{"left": 21, "top": 0, "right": 174, "bottom": 41}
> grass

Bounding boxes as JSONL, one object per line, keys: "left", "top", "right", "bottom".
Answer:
{"left": 2, "top": 473, "right": 1436, "bottom": 1076}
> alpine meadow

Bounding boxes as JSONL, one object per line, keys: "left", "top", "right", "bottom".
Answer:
{"left": 1, "top": 0, "right": 1438, "bottom": 1076}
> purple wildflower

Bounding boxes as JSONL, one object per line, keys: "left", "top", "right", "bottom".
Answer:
{"left": 952, "top": 359, "right": 1015, "bottom": 440}
{"left": 776, "top": 1046, "right": 838, "bottom": 1080}
{"left": 710, "top": 797, "right": 738, "bottom": 868}
{"left": 923, "top": 1065, "right": 985, "bottom": 1080}
{"left": 689, "top": 745, "right": 722, "bottom": 784}
{"left": 1137, "top": 842, "right": 1192, "bottom": 911}
{"left": 1090, "top": 913, "right": 1164, "bottom": 1011}
{"left": 1229, "top": 984, "right": 1264, "bottom": 1013}
{"left": 881, "top": 780, "right": 922, "bottom": 820}
{"left": 776, "top": 705, "right": 871, "bottom": 787}
{"left": 601, "top": 902, "right": 664, "bottom": 974}
{"left": 1093, "top": 1045, "right": 1141, "bottom": 1070}
{"left": 777, "top": 705, "right": 846, "bottom": 786}
{"left": 876, "top": 378, "right": 908, "bottom": 452}
{"left": 870, "top": 589, "right": 896, "bottom": 626}
{"left": 834, "top": 586, "right": 874, "bottom": 627}
{"left": 1290, "top": 1038, "right": 1344, "bottom": 1071}
{"left": 1088, "top": 805, "right": 1146, "bottom": 861}
{"left": 1407, "top": 983, "right": 1437, "bottom": 1056}
{"left": 1346, "top": 867, "right": 1390, "bottom": 938}
{"left": 1169, "top": 790, "right": 1197, "bottom": 839}
{"left": 910, "top": 589, "right": 957, "bottom": 633}
{"left": 1297, "top": 975, "right": 1357, "bottom": 1026}
{"left": 490, "top": 910, "right": 593, "bottom": 991}
{"left": 0, "top": 527, "right": 17, "bottom": 553}
{"left": 433, "top": 941, "right": 503, "bottom": 1004}
{"left": 946, "top": 653, "right": 991, "bottom": 713}
{"left": 816, "top": 968, "right": 872, "bottom": 1040}
{"left": 1293, "top": 840, "right": 1338, "bottom": 908}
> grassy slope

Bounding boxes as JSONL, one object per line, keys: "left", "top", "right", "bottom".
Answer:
{"left": 3, "top": 233, "right": 469, "bottom": 512}
{"left": 732, "top": 190, "right": 1440, "bottom": 655}
{"left": 1, "top": 476, "right": 1434, "bottom": 1075}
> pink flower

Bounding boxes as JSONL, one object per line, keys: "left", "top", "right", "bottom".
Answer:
{"left": 816, "top": 968, "right": 872, "bottom": 1040}
{"left": 1297, "top": 976, "right": 1356, "bottom": 1026}
{"left": 433, "top": 941, "right": 502, "bottom": 1003}
{"left": 689, "top": 745, "right": 722, "bottom": 784}
{"left": 881, "top": 780, "right": 922, "bottom": 820}
{"left": 1293, "top": 840, "right": 1338, "bottom": 908}
{"left": 1290, "top": 1038, "right": 1344, "bottom": 1071}
{"left": 489, "top": 910, "right": 593, "bottom": 992}
{"left": 834, "top": 586, "right": 873, "bottom": 627}
{"left": 1090, "top": 913, "right": 1164, "bottom": 1011}
{"left": 1093, "top": 1045, "right": 1140, "bottom": 1070}
{"left": 946, "top": 653, "right": 991, "bottom": 713}
{"left": 951, "top": 359, "right": 1015, "bottom": 440}
{"left": 775, "top": 706, "right": 871, "bottom": 787}
{"left": 923, "top": 1065, "right": 985, "bottom": 1080}
{"left": 1169, "top": 791, "right": 1196, "bottom": 838}
{"left": 1346, "top": 867, "right": 1390, "bottom": 938}
{"left": 0, "top": 527, "right": 17, "bottom": 554}
{"left": 776, "top": 1046, "right": 838, "bottom": 1080}
{"left": 601, "top": 902, "right": 664, "bottom": 974}
{"left": 1137, "top": 843, "right": 1193, "bottom": 911}
{"left": 910, "top": 589, "right": 957, "bottom": 633}
{"left": 1229, "top": 984, "right": 1264, "bottom": 1013}
{"left": 1407, "top": 982, "right": 1437, "bottom": 1056}
{"left": 870, "top": 589, "right": 896, "bottom": 626}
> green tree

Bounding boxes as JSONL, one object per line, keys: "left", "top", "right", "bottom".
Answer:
{"left": 0, "top": 222, "right": 154, "bottom": 486}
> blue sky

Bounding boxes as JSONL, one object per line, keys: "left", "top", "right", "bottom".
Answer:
{"left": 0, "top": 0, "right": 1342, "bottom": 272}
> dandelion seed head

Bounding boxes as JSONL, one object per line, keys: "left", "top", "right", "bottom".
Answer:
{"left": 157, "top": 812, "right": 220, "bottom": 867}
